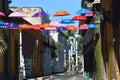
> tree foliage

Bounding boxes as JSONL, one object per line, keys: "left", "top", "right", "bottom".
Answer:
{"left": 0, "top": 37, "right": 7, "bottom": 55}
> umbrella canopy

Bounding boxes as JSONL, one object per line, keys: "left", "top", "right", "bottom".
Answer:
{"left": 0, "top": 11, "right": 5, "bottom": 16}
{"left": 44, "top": 26, "right": 57, "bottom": 30}
{"left": 50, "top": 21, "right": 65, "bottom": 26}
{"left": 60, "top": 18, "right": 75, "bottom": 24}
{"left": 57, "top": 26, "right": 67, "bottom": 30}
{"left": 32, "top": 24, "right": 44, "bottom": 30}
{"left": 72, "top": 15, "right": 87, "bottom": 21}
{"left": 76, "top": 8, "right": 91, "bottom": 14}
{"left": 0, "top": 21, "right": 6, "bottom": 28}
{"left": 40, "top": 23, "right": 57, "bottom": 30}
{"left": 85, "top": 13, "right": 94, "bottom": 17}
{"left": 6, "top": 23, "right": 18, "bottom": 29}
{"left": 66, "top": 25, "right": 77, "bottom": 30}
{"left": 32, "top": 11, "right": 49, "bottom": 17}
{"left": 8, "top": 11, "right": 25, "bottom": 17}
{"left": 19, "top": 24, "right": 32, "bottom": 29}
{"left": 53, "top": 10, "right": 70, "bottom": 16}
{"left": 88, "top": 24, "right": 98, "bottom": 28}
{"left": 78, "top": 24, "right": 88, "bottom": 30}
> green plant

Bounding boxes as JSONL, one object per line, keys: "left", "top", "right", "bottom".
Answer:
{"left": 0, "top": 37, "right": 7, "bottom": 55}
{"left": 78, "top": 60, "right": 82, "bottom": 67}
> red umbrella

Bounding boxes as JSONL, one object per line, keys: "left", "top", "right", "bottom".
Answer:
{"left": 32, "top": 24, "right": 44, "bottom": 30}
{"left": 53, "top": 10, "right": 70, "bottom": 16}
{"left": 72, "top": 15, "right": 87, "bottom": 21}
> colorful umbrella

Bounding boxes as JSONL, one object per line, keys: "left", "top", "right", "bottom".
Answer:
{"left": 66, "top": 25, "right": 77, "bottom": 30}
{"left": 53, "top": 10, "right": 70, "bottom": 16}
{"left": 78, "top": 24, "right": 88, "bottom": 30}
{"left": 32, "top": 24, "right": 44, "bottom": 30}
{"left": 75, "top": 8, "right": 91, "bottom": 14}
{"left": 0, "top": 11, "right": 5, "bottom": 16}
{"left": 57, "top": 26, "right": 67, "bottom": 30}
{"left": 88, "top": 24, "right": 98, "bottom": 28}
{"left": 40, "top": 23, "right": 57, "bottom": 30}
{"left": 60, "top": 18, "right": 75, "bottom": 24}
{"left": 0, "top": 21, "right": 6, "bottom": 28}
{"left": 45, "top": 26, "right": 57, "bottom": 30}
{"left": 8, "top": 11, "right": 25, "bottom": 17}
{"left": 72, "top": 15, "right": 87, "bottom": 21}
{"left": 6, "top": 23, "right": 18, "bottom": 29}
{"left": 19, "top": 24, "right": 32, "bottom": 29}
{"left": 32, "top": 11, "right": 49, "bottom": 17}
{"left": 85, "top": 13, "right": 94, "bottom": 17}
{"left": 50, "top": 21, "right": 65, "bottom": 26}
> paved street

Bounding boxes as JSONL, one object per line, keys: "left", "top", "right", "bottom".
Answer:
{"left": 27, "top": 71, "right": 88, "bottom": 80}
{"left": 44, "top": 71, "right": 87, "bottom": 80}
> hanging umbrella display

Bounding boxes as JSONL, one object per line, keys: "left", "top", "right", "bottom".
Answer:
{"left": 75, "top": 8, "right": 91, "bottom": 14}
{"left": 6, "top": 23, "right": 18, "bottom": 29}
{"left": 40, "top": 23, "right": 57, "bottom": 30}
{"left": 45, "top": 26, "right": 57, "bottom": 30}
{"left": 0, "top": 21, "right": 6, "bottom": 28}
{"left": 53, "top": 10, "right": 70, "bottom": 16}
{"left": 72, "top": 15, "right": 87, "bottom": 21}
{"left": 85, "top": 13, "right": 94, "bottom": 17}
{"left": 78, "top": 24, "right": 88, "bottom": 30}
{"left": 88, "top": 24, "right": 98, "bottom": 28}
{"left": 32, "top": 11, "right": 49, "bottom": 17}
{"left": 57, "top": 26, "right": 67, "bottom": 30}
{"left": 66, "top": 25, "right": 77, "bottom": 30}
{"left": 32, "top": 24, "right": 44, "bottom": 30}
{"left": 60, "top": 18, "right": 75, "bottom": 24}
{"left": 0, "top": 11, "right": 5, "bottom": 16}
{"left": 19, "top": 24, "right": 32, "bottom": 29}
{"left": 8, "top": 11, "right": 25, "bottom": 17}
{"left": 50, "top": 21, "right": 65, "bottom": 26}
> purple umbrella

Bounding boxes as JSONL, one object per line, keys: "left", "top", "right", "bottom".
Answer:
{"left": 57, "top": 26, "right": 67, "bottom": 30}
{"left": 6, "top": 23, "right": 18, "bottom": 29}
{"left": 32, "top": 12, "right": 49, "bottom": 17}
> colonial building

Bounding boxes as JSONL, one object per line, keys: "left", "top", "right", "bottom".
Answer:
{"left": 81, "top": 0, "right": 120, "bottom": 80}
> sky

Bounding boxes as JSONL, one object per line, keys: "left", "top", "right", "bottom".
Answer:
{"left": 10, "top": 0, "right": 81, "bottom": 26}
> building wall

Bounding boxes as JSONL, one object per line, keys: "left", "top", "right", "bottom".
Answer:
{"left": 101, "top": 0, "right": 120, "bottom": 79}
{"left": 22, "top": 30, "right": 44, "bottom": 78}
{"left": 0, "top": 29, "right": 20, "bottom": 80}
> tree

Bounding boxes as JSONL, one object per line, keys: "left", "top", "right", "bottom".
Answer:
{"left": 8, "top": 0, "right": 12, "bottom": 4}
{"left": 0, "top": 37, "right": 7, "bottom": 55}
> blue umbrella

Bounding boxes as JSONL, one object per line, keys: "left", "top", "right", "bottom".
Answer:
{"left": 88, "top": 24, "right": 98, "bottom": 28}
{"left": 60, "top": 18, "right": 75, "bottom": 24}
{"left": 32, "top": 11, "right": 49, "bottom": 17}
{"left": 76, "top": 8, "right": 91, "bottom": 14}
{"left": 0, "top": 21, "right": 6, "bottom": 28}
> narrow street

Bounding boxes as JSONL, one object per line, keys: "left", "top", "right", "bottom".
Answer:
{"left": 27, "top": 71, "right": 88, "bottom": 80}
{"left": 46, "top": 75, "right": 86, "bottom": 80}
